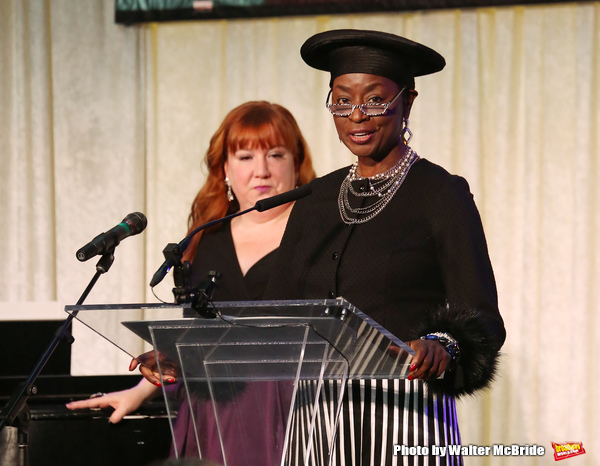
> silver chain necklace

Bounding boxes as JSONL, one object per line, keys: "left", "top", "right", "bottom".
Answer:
{"left": 338, "top": 146, "right": 420, "bottom": 224}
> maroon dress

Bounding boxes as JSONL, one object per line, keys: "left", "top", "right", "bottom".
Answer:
{"left": 171, "top": 222, "right": 292, "bottom": 465}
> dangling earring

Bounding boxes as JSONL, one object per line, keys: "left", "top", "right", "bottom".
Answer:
{"left": 225, "top": 177, "right": 234, "bottom": 202}
{"left": 401, "top": 118, "right": 413, "bottom": 145}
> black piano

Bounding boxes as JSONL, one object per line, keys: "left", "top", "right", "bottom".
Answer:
{"left": 0, "top": 321, "right": 172, "bottom": 466}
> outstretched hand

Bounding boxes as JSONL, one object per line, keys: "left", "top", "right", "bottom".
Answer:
{"left": 65, "top": 379, "right": 159, "bottom": 424}
{"left": 129, "top": 350, "right": 179, "bottom": 387}
{"left": 405, "top": 339, "right": 451, "bottom": 381}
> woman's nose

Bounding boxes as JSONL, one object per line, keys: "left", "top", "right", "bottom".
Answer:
{"left": 254, "top": 156, "right": 270, "bottom": 177}
{"left": 348, "top": 106, "right": 369, "bottom": 123}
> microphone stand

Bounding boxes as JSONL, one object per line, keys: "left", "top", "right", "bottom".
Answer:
{"left": 163, "top": 242, "right": 223, "bottom": 318}
{"left": 0, "top": 249, "right": 117, "bottom": 466}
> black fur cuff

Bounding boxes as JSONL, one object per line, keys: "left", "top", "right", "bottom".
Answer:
{"left": 409, "top": 305, "right": 503, "bottom": 397}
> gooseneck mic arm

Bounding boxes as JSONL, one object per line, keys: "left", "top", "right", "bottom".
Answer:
{"left": 149, "top": 205, "right": 255, "bottom": 289}
{"left": 149, "top": 184, "right": 312, "bottom": 289}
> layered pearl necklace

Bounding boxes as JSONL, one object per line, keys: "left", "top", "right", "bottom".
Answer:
{"left": 338, "top": 146, "right": 420, "bottom": 224}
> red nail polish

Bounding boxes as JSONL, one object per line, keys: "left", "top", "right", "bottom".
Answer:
{"left": 407, "top": 374, "right": 414, "bottom": 381}
{"left": 153, "top": 381, "right": 162, "bottom": 387}
{"left": 410, "top": 363, "right": 417, "bottom": 371}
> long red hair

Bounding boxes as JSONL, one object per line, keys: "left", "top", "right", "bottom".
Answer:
{"left": 182, "top": 101, "right": 316, "bottom": 262}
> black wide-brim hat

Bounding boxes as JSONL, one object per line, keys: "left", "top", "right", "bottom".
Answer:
{"left": 300, "top": 29, "right": 445, "bottom": 86}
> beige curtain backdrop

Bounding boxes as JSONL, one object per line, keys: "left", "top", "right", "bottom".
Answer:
{"left": 0, "top": 0, "right": 147, "bottom": 381}
{"left": 1, "top": 1, "right": 598, "bottom": 464}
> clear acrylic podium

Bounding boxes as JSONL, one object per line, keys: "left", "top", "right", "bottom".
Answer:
{"left": 65, "top": 298, "right": 413, "bottom": 466}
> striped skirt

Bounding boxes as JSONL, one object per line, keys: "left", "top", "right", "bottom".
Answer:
{"left": 286, "top": 379, "right": 463, "bottom": 466}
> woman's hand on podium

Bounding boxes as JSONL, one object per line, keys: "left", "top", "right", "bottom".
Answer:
{"left": 405, "top": 339, "right": 451, "bottom": 380}
{"left": 65, "top": 378, "right": 159, "bottom": 423}
{"left": 129, "top": 350, "right": 179, "bottom": 387}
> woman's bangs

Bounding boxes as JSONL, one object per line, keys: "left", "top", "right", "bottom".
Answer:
{"left": 228, "top": 120, "right": 292, "bottom": 154}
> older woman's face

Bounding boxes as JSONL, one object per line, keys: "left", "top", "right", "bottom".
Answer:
{"left": 331, "top": 73, "right": 411, "bottom": 163}
{"left": 224, "top": 145, "right": 297, "bottom": 211}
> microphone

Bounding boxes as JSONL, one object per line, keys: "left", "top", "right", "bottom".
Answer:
{"left": 149, "top": 184, "right": 312, "bottom": 287}
{"left": 76, "top": 212, "right": 147, "bottom": 262}
{"left": 255, "top": 183, "right": 312, "bottom": 211}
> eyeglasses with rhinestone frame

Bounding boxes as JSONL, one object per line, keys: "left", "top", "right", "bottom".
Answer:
{"left": 326, "top": 87, "right": 406, "bottom": 117}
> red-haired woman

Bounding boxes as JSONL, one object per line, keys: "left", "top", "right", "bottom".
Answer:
{"left": 67, "top": 101, "right": 316, "bottom": 464}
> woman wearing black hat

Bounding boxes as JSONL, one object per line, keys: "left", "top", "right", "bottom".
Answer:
{"left": 266, "top": 29, "right": 506, "bottom": 465}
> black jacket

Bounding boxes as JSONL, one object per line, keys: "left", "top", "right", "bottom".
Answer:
{"left": 265, "top": 158, "right": 506, "bottom": 396}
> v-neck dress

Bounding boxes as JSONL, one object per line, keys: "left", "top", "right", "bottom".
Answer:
{"left": 172, "top": 222, "right": 291, "bottom": 464}
{"left": 189, "top": 221, "right": 277, "bottom": 301}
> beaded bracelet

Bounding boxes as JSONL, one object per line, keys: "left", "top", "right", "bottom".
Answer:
{"left": 420, "top": 332, "right": 461, "bottom": 363}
